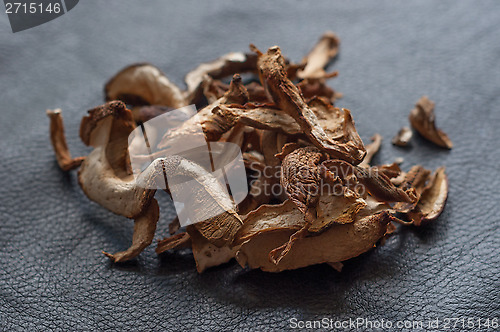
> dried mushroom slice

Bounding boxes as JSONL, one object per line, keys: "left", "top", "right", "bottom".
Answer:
{"left": 392, "top": 126, "right": 413, "bottom": 147}
{"left": 156, "top": 232, "right": 191, "bottom": 254}
{"left": 254, "top": 45, "right": 366, "bottom": 164}
{"left": 393, "top": 165, "right": 431, "bottom": 213}
{"left": 359, "top": 134, "right": 382, "bottom": 168}
{"left": 308, "top": 191, "right": 366, "bottom": 233}
{"left": 321, "top": 159, "right": 415, "bottom": 203}
{"left": 297, "top": 31, "right": 340, "bottom": 80}
{"left": 280, "top": 146, "right": 325, "bottom": 222}
{"left": 297, "top": 79, "right": 337, "bottom": 102}
{"left": 105, "top": 63, "right": 187, "bottom": 108}
{"left": 47, "top": 109, "right": 85, "bottom": 171}
{"left": 235, "top": 211, "right": 391, "bottom": 272}
{"left": 79, "top": 101, "right": 243, "bottom": 261}
{"left": 307, "top": 97, "right": 344, "bottom": 139}
{"left": 409, "top": 96, "right": 453, "bottom": 149}
{"left": 216, "top": 104, "right": 302, "bottom": 135}
{"left": 406, "top": 167, "right": 448, "bottom": 226}
{"left": 78, "top": 102, "right": 164, "bottom": 262}
{"left": 184, "top": 52, "right": 258, "bottom": 104}
{"left": 187, "top": 226, "right": 236, "bottom": 273}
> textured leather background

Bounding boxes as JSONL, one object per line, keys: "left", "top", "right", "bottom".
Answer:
{"left": 1, "top": 1, "right": 499, "bottom": 330}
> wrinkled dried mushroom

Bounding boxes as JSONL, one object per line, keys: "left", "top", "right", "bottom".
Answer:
{"left": 48, "top": 32, "right": 450, "bottom": 273}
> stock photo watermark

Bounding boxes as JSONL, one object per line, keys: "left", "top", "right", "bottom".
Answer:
{"left": 3, "top": 0, "right": 79, "bottom": 32}
{"left": 289, "top": 316, "right": 499, "bottom": 330}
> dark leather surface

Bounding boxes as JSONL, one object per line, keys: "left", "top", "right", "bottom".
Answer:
{"left": 1, "top": 1, "right": 499, "bottom": 330}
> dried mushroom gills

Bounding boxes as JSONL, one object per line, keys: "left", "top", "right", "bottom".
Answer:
{"left": 254, "top": 45, "right": 366, "bottom": 165}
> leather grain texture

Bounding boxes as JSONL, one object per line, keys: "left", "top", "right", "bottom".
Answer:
{"left": 0, "top": 1, "right": 499, "bottom": 330}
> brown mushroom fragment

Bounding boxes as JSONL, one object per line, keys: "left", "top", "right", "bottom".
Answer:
{"left": 280, "top": 146, "right": 325, "bottom": 222}
{"left": 359, "top": 134, "right": 382, "bottom": 168}
{"left": 187, "top": 226, "right": 236, "bottom": 273}
{"left": 392, "top": 126, "right": 413, "bottom": 147}
{"left": 409, "top": 96, "right": 453, "bottom": 149}
{"left": 297, "top": 31, "right": 340, "bottom": 80}
{"left": 156, "top": 232, "right": 191, "bottom": 254}
{"left": 406, "top": 167, "right": 448, "bottom": 226}
{"left": 46, "top": 109, "right": 85, "bottom": 171}
{"left": 184, "top": 52, "right": 258, "bottom": 104}
{"left": 393, "top": 165, "right": 432, "bottom": 213}
{"left": 321, "top": 160, "right": 415, "bottom": 204}
{"left": 254, "top": 45, "right": 366, "bottom": 164}
{"left": 105, "top": 63, "right": 187, "bottom": 108}
{"left": 235, "top": 210, "right": 391, "bottom": 272}
{"left": 216, "top": 104, "right": 302, "bottom": 135}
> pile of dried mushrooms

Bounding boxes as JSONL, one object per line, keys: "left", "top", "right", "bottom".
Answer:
{"left": 48, "top": 32, "right": 450, "bottom": 273}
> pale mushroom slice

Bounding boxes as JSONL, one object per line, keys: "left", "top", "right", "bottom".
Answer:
{"left": 78, "top": 101, "right": 243, "bottom": 261}
{"left": 46, "top": 109, "right": 85, "bottom": 171}
{"left": 105, "top": 63, "right": 187, "bottom": 108}
{"left": 409, "top": 96, "right": 453, "bottom": 149}
{"left": 78, "top": 101, "right": 162, "bottom": 262}
{"left": 297, "top": 31, "right": 340, "bottom": 80}
{"left": 183, "top": 52, "right": 258, "bottom": 104}
{"left": 253, "top": 45, "right": 366, "bottom": 164}
{"left": 392, "top": 126, "right": 413, "bottom": 147}
{"left": 235, "top": 208, "right": 391, "bottom": 273}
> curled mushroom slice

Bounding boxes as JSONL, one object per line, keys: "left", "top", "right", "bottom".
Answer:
{"left": 184, "top": 52, "right": 258, "bottom": 104}
{"left": 79, "top": 101, "right": 243, "bottom": 261}
{"left": 78, "top": 101, "right": 162, "bottom": 262}
{"left": 254, "top": 46, "right": 366, "bottom": 164}
{"left": 105, "top": 63, "right": 187, "bottom": 108}
{"left": 406, "top": 167, "right": 448, "bottom": 226}
{"left": 392, "top": 126, "right": 413, "bottom": 147}
{"left": 409, "top": 96, "right": 453, "bottom": 149}
{"left": 297, "top": 31, "right": 340, "bottom": 80}
{"left": 359, "top": 134, "right": 382, "bottom": 168}
{"left": 46, "top": 109, "right": 85, "bottom": 171}
{"left": 235, "top": 210, "right": 391, "bottom": 272}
